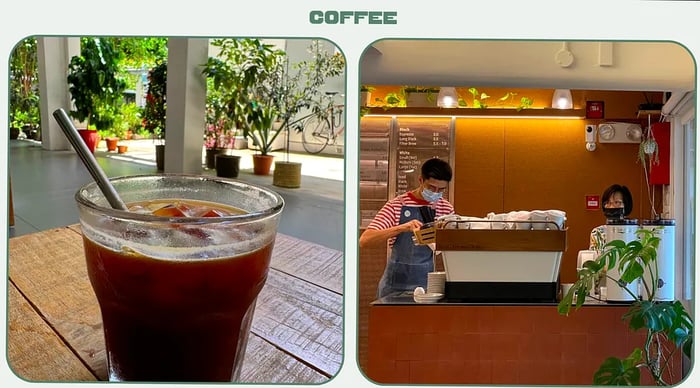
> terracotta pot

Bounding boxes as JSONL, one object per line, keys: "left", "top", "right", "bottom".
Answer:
{"left": 117, "top": 145, "right": 128, "bottom": 154}
{"left": 105, "top": 137, "right": 119, "bottom": 152}
{"left": 252, "top": 154, "right": 274, "bottom": 175}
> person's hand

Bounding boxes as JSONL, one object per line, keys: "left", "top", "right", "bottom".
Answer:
{"left": 402, "top": 219, "right": 423, "bottom": 232}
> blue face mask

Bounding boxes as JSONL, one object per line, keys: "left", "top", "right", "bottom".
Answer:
{"left": 421, "top": 188, "right": 443, "bottom": 203}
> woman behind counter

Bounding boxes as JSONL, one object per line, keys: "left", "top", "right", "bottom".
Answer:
{"left": 590, "top": 183, "right": 634, "bottom": 252}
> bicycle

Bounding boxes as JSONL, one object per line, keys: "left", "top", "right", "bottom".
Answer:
{"left": 296, "top": 92, "right": 345, "bottom": 154}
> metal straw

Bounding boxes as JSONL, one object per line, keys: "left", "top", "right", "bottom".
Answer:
{"left": 52, "top": 108, "right": 128, "bottom": 210}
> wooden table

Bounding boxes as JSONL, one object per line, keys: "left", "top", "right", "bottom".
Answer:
{"left": 8, "top": 225, "right": 344, "bottom": 383}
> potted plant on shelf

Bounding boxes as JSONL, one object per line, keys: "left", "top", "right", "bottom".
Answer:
{"left": 375, "top": 88, "right": 406, "bottom": 109}
{"left": 558, "top": 228, "right": 692, "bottom": 385}
{"left": 360, "top": 85, "right": 375, "bottom": 107}
{"left": 143, "top": 61, "right": 167, "bottom": 171}
{"left": 202, "top": 38, "right": 286, "bottom": 176}
{"left": 67, "top": 37, "right": 127, "bottom": 153}
{"left": 404, "top": 86, "right": 440, "bottom": 107}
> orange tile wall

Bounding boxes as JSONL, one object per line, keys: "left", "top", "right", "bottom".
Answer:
{"left": 366, "top": 304, "right": 681, "bottom": 385}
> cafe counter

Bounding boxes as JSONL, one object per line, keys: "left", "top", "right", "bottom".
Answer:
{"left": 366, "top": 294, "right": 682, "bottom": 385}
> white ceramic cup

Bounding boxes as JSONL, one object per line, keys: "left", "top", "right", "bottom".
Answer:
{"left": 530, "top": 210, "right": 549, "bottom": 230}
{"left": 561, "top": 283, "right": 574, "bottom": 296}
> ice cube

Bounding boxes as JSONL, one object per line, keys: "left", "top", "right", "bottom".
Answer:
{"left": 199, "top": 208, "right": 227, "bottom": 217}
{"left": 179, "top": 226, "right": 211, "bottom": 241}
{"left": 152, "top": 204, "right": 188, "bottom": 217}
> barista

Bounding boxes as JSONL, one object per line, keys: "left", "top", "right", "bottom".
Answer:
{"left": 359, "top": 158, "right": 455, "bottom": 298}
{"left": 590, "top": 184, "right": 634, "bottom": 252}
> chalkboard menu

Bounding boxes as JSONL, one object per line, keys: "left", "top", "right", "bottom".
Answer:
{"left": 394, "top": 117, "right": 452, "bottom": 198}
{"left": 359, "top": 115, "right": 454, "bottom": 227}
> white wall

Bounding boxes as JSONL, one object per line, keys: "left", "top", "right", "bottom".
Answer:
{"left": 361, "top": 40, "right": 695, "bottom": 93}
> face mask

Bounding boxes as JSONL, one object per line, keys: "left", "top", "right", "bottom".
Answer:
{"left": 603, "top": 207, "right": 625, "bottom": 219}
{"left": 421, "top": 188, "right": 443, "bottom": 203}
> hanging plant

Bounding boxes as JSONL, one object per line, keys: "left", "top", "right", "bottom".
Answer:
{"left": 638, "top": 126, "right": 660, "bottom": 166}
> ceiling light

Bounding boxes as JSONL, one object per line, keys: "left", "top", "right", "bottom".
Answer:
{"left": 551, "top": 89, "right": 573, "bottom": 109}
{"left": 437, "top": 87, "right": 459, "bottom": 108}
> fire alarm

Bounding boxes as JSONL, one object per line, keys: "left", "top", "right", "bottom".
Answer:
{"left": 586, "top": 195, "right": 600, "bottom": 210}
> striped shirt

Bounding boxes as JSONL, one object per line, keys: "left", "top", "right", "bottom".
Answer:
{"left": 367, "top": 191, "right": 455, "bottom": 248}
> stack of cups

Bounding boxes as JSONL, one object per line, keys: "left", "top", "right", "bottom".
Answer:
{"left": 427, "top": 271, "right": 446, "bottom": 294}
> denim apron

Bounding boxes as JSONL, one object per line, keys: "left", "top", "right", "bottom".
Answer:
{"left": 376, "top": 205, "right": 434, "bottom": 298}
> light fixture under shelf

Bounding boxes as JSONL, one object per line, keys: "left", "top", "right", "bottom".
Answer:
{"left": 437, "top": 87, "right": 459, "bottom": 108}
{"left": 551, "top": 89, "right": 573, "bottom": 109}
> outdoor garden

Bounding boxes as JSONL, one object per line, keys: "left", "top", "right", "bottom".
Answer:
{"left": 9, "top": 36, "right": 345, "bottom": 179}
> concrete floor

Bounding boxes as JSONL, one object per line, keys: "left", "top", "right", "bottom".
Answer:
{"left": 7, "top": 139, "right": 345, "bottom": 252}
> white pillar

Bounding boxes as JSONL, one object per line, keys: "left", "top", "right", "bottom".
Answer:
{"left": 37, "top": 37, "right": 79, "bottom": 150}
{"left": 164, "top": 38, "right": 208, "bottom": 174}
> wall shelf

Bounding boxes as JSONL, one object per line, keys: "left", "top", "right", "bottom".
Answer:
{"left": 363, "top": 107, "right": 586, "bottom": 119}
{"left": 636, "top": 109, "right": 662, "bottom": 119}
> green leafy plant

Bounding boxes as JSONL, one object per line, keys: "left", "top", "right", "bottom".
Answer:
{"left": 202, "top": 38, "right": 286, "bottom": 156}
{"left": 379, "top": 91, "right": 406, "bottom": 108}
{"left": 360, "top": 85, "right": 375, "bottom": 92}
{"left": 142, "top": 61, "right": 167, "bottom": 144}
{"left": 403, "top": 86, "right": 440, "bottom": 104}
{"left": 558, "top": 228, "right": 693, "bottom": 385}
{"left": 638, "top": 127, "right": 660, "bottom": 166}
{"left": 467, "top": 87, "right": 490, "bottom": 108}
{"left": 112, "top": 102, "right": 141, "bottom": 139}
{"left": 9, "top": 37, "right": 40, "bottom": 134}
{"left": 260, "top": 39, "right": 345, "bottom": 159}
{"left": 67, "top": 37, "right": 127, "bottom": 132}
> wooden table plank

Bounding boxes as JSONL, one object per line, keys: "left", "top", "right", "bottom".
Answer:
{"left": 8, "top": 226, "right": 343, "bottom": 383}
{"left": 7, "top": 283, "right": 97, "bottom": 382}
{"left": 271, "top": 233, "right": 344, "bottom": 294}
{"left": 252, "top": 269, "right": 343, "bottom": 378}
{"left": 240, "top": 335, "right": 327, "bottom": 383}
{"left": 8, "top": 227, "right": 108, "bottom": 379}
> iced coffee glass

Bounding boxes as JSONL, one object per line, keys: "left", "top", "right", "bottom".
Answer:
{"left": 75, "top": 174, "right": 284, "bottom": 382}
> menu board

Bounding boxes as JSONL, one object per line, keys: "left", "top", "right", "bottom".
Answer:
{"left": 394, "top": 117, "right": 452, "bottom": 197}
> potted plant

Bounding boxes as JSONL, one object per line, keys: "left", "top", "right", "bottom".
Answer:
{"left": 203, "top": 116, "right": 239, "bottom": 176}
{"left": 379, "top": 90, "right": 406, "bottom": 108}
{"left": 202, "top": 38, "right": 286, "bottom": 176}
{"left": 638, "top": 124, "right": 660, "bottom": 167}
{"left": 256, "top": 39, "right": 344, "bottom": 185}
{"left": 360, "top": 85, "right": 375, "bottom": 106}
{"left": 558, "top": 228, "right": 692, "bottom": 385}
{"left": 201, "top": 78, "right": 239, "bottom": 171}
{"left": 404, "top": 86, "right": 440, "bottom": 107}
{"left": 67, "top": 37, "right": 127, "bottom": 153}
{"left": 9, "top": 37, "right": 40, "bottom": 140}
{"left": 143, "top": 61, "right": 167, "bottom": 171}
